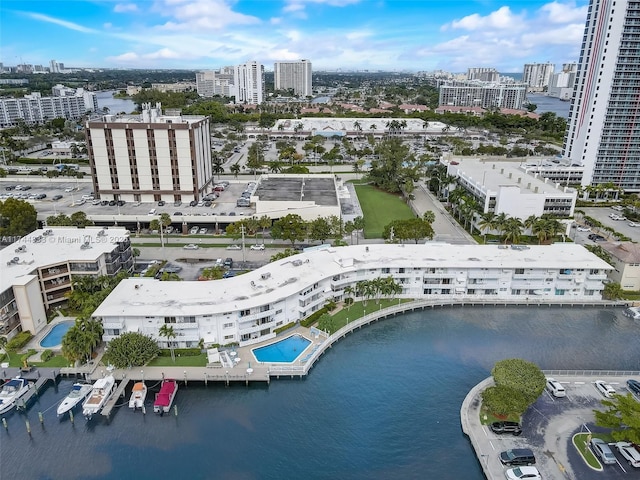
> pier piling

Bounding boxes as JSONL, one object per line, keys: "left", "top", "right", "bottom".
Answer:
{"left": 2, "top": 418, "right": 7, "bottom": 430}
{"left": 38, "top": 412, "right": 44, "bottom": 425}
{"left": 25, "top": 419, "right": 31, "bottom": 435}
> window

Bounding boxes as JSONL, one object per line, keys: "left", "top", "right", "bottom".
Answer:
{"left": 224, "top": 334, "right": 234, "bottom": 340}
{"left": 164, "top": 317, "right": 176, "bottom": 324}
{"left": 223, "top": 322, "right": 233, "bottom": 328}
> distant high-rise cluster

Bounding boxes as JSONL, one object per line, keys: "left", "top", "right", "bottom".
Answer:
{"left": 439, "top": 81, "right": 527, "bottom": 110}
{"left": 195, "top": 67, "right": 235, "bottom": 97}
{"left": 274, "top": 60, "right": 312, "bottom": 97}
{"left": 522, "top": 63, "right": 554, "bottom": 92}
{"left": 564, "top": 0, "right": 640, "bottom": 191}
{"left": 466, "top": 67, "right": 499, "bottom": 83}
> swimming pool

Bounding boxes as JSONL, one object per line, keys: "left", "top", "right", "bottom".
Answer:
{"left": 40, "top": 321, "right": 74, "bottom": 348}
{"left": 252, "top": 334, "right": 312, "bottom": 363}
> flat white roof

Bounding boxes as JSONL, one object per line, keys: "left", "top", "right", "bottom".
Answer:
{"left": 448, "top": 159, "right": 575, "bottom": 196}
{"left": 272, "top": 117, "right": 447, "bottom": 134}
{"left": 93, "top": 243, "right": 611, "bottom": 318}
{"left": 2, "top": 227, "right": 130, "bottom": 293}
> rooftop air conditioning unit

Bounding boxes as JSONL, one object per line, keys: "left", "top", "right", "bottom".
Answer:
{"left": 15, "top": 246, "right": 26, "bottom": 253}
{"left": 261, "top": 272, "right": 271, "bottom": 280}
{"left": 292, "top": 260, "right": 303, "bottom": 266}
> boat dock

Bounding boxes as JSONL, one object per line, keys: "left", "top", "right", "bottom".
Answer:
{"left": 101, "top": 378, "right": 130, "bottom": 417}
{"left": 16, "top": 377, "right": 51, "bottom": 411}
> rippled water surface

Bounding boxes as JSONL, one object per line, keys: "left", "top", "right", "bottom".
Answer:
{"left": 2, "top": 306, "right": 638, "bottom": 480}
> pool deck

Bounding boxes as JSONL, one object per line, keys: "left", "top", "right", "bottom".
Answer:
{"left": 24, "top": 315, "right": 76, "bottom": 361}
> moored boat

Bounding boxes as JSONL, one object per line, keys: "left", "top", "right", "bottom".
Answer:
{"left": 0, "top": 377, "right": 32, "bottom": 415}
{"left": 153, "top": 379, "right": 178, "bottom": 415}
{"left": 57, "top": 382, "right": 93, "bottom": 417}
{"left": 82, "top": 375, "right": 116, "bottom": 419}
{"left": 623, "top": 306, "right": 640, "bottom": 319}
{"left": 128, "top": 382, "right": 147, "bottom": 410}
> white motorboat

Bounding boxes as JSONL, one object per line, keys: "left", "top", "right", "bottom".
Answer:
{"left": 57, "top": 382, "right": 93, "bottom": 417}
{"left": 153, "top": 379, "right": 178, "bottom": 415}
{"left": 0, "top": 377, "right": 32, "bottom": 415}
{"left": 82, "top": 375, "right": 116, "bottom": 419}
{"left": 128, "top": 382, "right": 147, "bottom": 410}
{"left": 623, "top": 306, "right": 640, "bottom": 319}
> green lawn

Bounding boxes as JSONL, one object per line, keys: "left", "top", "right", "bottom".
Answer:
{"left": 146, "top": 353, "right": 207, "bottom": 367}
{"left": 353, "top": 184, "right": 415, "bottom": 238}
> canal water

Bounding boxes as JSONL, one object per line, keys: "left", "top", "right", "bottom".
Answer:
{"left": 527, "top": 94, "right": 571, "bottom": 119}
{"left": 2, "top": 306, "right": 637, "bottom": 480}
{"left": 96, "top": 91, "right": 137, "bottom": 115}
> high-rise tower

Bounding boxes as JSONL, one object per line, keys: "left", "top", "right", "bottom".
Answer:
{"left": 274, "top": 60, "right": 312, "bottom": 97}
{"left": 564, "top": 0, "right": 640, "bottom": 191}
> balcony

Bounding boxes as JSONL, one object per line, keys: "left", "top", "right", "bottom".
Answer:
{"left": 103, "top": 320, "right": 124, "bottom": 330}
{"left": 41, "top": 267, "right": 69, "bottom": 279}
{"left": 238, "top": 319, "right": 276, "bottom": 336}
{"left": 43, "top": 279, "right": 71, "bottom": 291}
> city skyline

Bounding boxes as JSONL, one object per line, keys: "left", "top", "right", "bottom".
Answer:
{"left": 1, "top": 0, "right": 588, "bottom": 72}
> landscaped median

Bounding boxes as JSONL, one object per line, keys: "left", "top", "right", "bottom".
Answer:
{"left": 572, "top": 433, "right": 603, "bottom": 470}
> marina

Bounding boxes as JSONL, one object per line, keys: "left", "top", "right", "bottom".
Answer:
{"left": 0, "top": 305, "right": 639, "bottom": 480}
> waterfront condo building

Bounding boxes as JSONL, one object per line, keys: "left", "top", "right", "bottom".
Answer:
{"left": 274, "top": 60, "right": 313, "bottom": 97}
{"left": 439, "top": 81, "right": 527, "bottom": 110}
{"left": 522, "top": 63, "right": 555, "bottom": 92}
{"left": 564, "top": 0, "right": 640, "bottom": 191}
{"left": 196, "top": 67, "right": 235, "bottom": 97}
{"left": 234, "top": 61, "right": 265, "bottom": 105}
{"left": 1, "top": 227, "right": 132, "bottom": 339}
{"left": 93, "top": 243, "right": 610, "bottom": 349}
{"left": 85, "top": 102, "right": 213, "bottom": 203}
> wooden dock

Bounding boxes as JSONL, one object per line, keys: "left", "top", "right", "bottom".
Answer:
{"left": 16, "top": 377, "right": 50, "bottom": 411}
{"left": 101, "top": 378, "right": 130, "bottom": 417}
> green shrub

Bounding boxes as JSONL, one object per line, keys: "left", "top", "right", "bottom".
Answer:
{"left": 40, "top": 349, "right": 54, "bottom": 362}
{"left": 21, "top": 349, "right": 37, "bottom": 363}
{"left": 300, "top": 306, "right": 330, "bottom": 328}
{"left": 274, "top": 322, "right": 296, "bottom": 334}
{"left": 6, "top": 331, "right": 33, "bottom": 351}
{"left": 158, "top": 348, "right": 201, "bottom": 357}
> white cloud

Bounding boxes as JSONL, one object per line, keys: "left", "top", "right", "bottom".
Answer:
{"left": 540, "top": 1, "right": 588, "bottom": 24}
{"left": 153, "top": 0, "right": 260, "bottom": 31}
{"left": 113, "top": 3, "right": 139, "bottom": 13}
{"left": 26, "top": 12, "right": 98, "bottom": 33}
{"left": 447, "top": 6, "right": 524, "bottom": 31}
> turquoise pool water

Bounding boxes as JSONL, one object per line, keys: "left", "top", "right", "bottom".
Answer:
{"left": 40, "top": 321, "right": 74, "bottom": 348}
{"left": 252, "top": 334, "right": 311, "bottom": 363}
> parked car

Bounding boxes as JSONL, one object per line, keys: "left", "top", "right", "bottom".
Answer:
{"left": 595, "top": 380, "right": 616, "bottom": 398}
{"left": 166, "top": 226, "right": 174, "bottom": 234}
{"left": 226, "top": 244, "right": 241, "bottom": 250}
{"left": 499, "top": 448, "right": 536, "bottom": 466}
{"left": 183, "top": 244, "right": 199, "bottom": 250}
{"left": 101, "top": 200, "right": 109, "bottom": 206}
{"left": 612, "top": 205, "right": 625, "bottom": 211}
{"left": 577, "top": 226, "right": 591, "bottom": 232}
{"left": 148, "top": 208, "right": 157, "bottom": 215}
{"left": 158, "top": 200, "right": 165, "bottom": 206}
{"left": 629, "top": 222, "right": 640, "bottom": 227}
{"left": 546, "top": 378, "right": 566, "bottom": 398}
{"left": 189, "top": 226, "right": 199, "bottom": 235}
{"left": 250, "top": 244, "right": 265, "bottom": 251}
{"left": 174, "top": 200, "right": 182, "bottom": 207}
{"left": 504, "top": 466, "right": 541, "bottom": 480}
{"left": 52, "top": 194, "right": 63, "bottom": 201}
{"left": 174, "top": 211, "right": 183, "bottom": 216}
{"left": 223, "top": 257, "right": 233, "bottom": 268}
{"left": 628, "top": 379, "right": 640, "bottom": 397}
{"left": 222, "top": 271, "right": 235, "bottom": 278}
{"left": 199, "top": 227, "right": 208, "bottom": 235}
{"left": 588, "top": 234, "right": 606, "bottom": 242}
{"left": 615, "top": 442, "right": 640, "bottom": 467}
{"left": 204, "top": 201, "right": 212, "bottom": 207}
{"left": 490, "top": 421, "right": 522, "bottom": 436}
{"left": 590, "top": 438, "right": 617, "bottom": 465}
{"left": 189, "top": 200, "right": 198, "bottom": 207}
{"left": 117, "top": 200, "right": 125, "bottom": 207}
{"left": 64, "top": 187, "right": 74, "bottom": 192}
{"left": 92, "top": 199, "right": 101, "bottom": 205}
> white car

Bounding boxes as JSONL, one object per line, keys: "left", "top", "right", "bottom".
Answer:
{"left": 189, "top": 226, "right": 199, "bottom": 235}
{"left": 577, "top": 226, "right": 591, "bottom": 232}
{"left": 199, "top": 227, "right": 208, "bottom": 234}
{"left": 226, "top": 245, "right": 241, "bottom": 250}
{"left": 505, "top": 466, "right": 541, "bottom": 480}
{"left": 612, "top": 205, "right": 625, "bottom": 211}
{"left": 595, "top": 380, "right": 616, "bottom": 398}
{"left": 629, "top": 222, "right": 640, "bottom": 227}
{"left": 250, "top": 244, "right": 265, "bottom": 250}
{"left": 183, "top": 244, "right": 199, "bottom": 250}
{"left": 615, "top": 442, "right": 640, "bottom": 467}
{"left": 64, "top": 187, "right": 74, "bottom": 192}
{"left": 546, "top": 378, "right": 566, "bottom": 398}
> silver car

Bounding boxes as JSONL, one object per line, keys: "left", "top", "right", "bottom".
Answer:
{"left": 590, "top": 438, "right": 617, "bottom": 465}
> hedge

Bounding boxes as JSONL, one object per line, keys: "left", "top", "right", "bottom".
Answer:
{"left": 158, "top": 348, "right": 201, "bottom": 357}
{"left": 300, "top": 306, "right": 331, "bottom": 328}
{"left": 274, "top": 322, "right": 296, "bottom": 334}
{"left": 40, "top": 349, "right": 54, "bottom": 362}
{"left": 6, "top": 331, "right": 33, "bottom": 351}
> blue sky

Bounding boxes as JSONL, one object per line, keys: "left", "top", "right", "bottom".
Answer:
{"left": 1, "top": 0, "right": 589, "bottom": 72}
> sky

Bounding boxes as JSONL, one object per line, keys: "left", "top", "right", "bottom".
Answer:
{"left": 0, "top": 0, "right": 590, "bottom": 73}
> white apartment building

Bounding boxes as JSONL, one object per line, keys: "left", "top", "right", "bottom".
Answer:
{"left": 274, "top": 60, "right": 312, "bottom": 97}
{"left": 439, "top": 81, "right": 528, "bottom": 110}
{"left": 93, "top": 243, "right": 611, "bottom": 349}
{"left": 150, "top": 82, "right": 196, "bottom": 93}
{"left": 196, "top": 67, "right": 235, "bottom": 97}
{"left": 522, "top": 63, "right": 555, "bottom": 91}
{"left": 234, "top": 61, "right": 265, "bottom": 105}
{"left": 0, "top": 88, "right": 98, "bottom": 128}
{"left": 564, "top": 0, "right": 640, "bottom": 191}
{"left": 85, "top": 103, "right": 213, "bottom": 203}
{"left": 467, "top": 68, "right": 499, "bottom": 82}
{"left": 547, "top": 67, "right": 577, "bottom": 100}
{"left": 446, "top": 160, "right": 577, "bottom": 219}
{"left": 1, "top": 227, "right": 133, "bottom": 339}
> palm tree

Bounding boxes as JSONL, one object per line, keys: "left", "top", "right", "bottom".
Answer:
{"left": 502, "top": 218, "right": 523, "bottom": 244}
{"left": 478, "top": 212, "right": 496, "bottom": 243}
{"left": 0, "top": 336, "right": 9, "bottom": 364}
{"left": 523, "top": 215, "right": 539, "bottom": 236}
{"left": 230, "top": 163, "right": 241, "bottom": 178}
{"left": 258, "top": 215, "right": 272, "bottom": 240}
{"left": 212, "top": 155, "right": 224, "bottom": 179}
{"left": 159, "top": 324, "right": 176, "bottom": 363}
{"left": 343, "top": 285, "right": 354, "bottom": 310}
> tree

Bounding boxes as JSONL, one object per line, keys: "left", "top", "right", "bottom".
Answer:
{"left": 103, "top": 332, "right": 160, "bottom": 369}
{"left": 0, "top": 336, "right": 9, "bottom": 364}
{"left": 230, "top": 163, "right": 241, "bottom": 178}
{"left": 258, "top": 215, "right": 272, "bottom": 240}
{"left": 383, "top": 218, "right": 434, "bottom": 243}
{"left": 132, "top": 248, "right": 140, "bottom": 267}
{"left": 70, "top": 211, "right": 94, "bottom": 228}
{"left": 0, "top": 198, "right": 38, "bottom": 236}
{"left": 199, "top": 266, "right": 225, "bottom": 280}
{"left": 212, "top": 155, "right": 224, "bottom": 179}
{"left": 492, "top": 358, "right": 546, "bottom": 406}
{"left": 353, "top": 216, "right": 365, "bottom": 243}
{"left": 595, "top": 393, "right": 640, "bottom": 443}
{"left": 270, "top": 248, "right": 297, "bottom": 262}
{"left": 158, "top": 324, "right": 176, "bottom": 363}
{"left": 309, "top": 217, "right": 333, "bottom": 244}
{"left": 603, "top": 282, "right": 623, "bottom": 300}
{"left": 271, "top": 214, "right": 307, "bottom": 246}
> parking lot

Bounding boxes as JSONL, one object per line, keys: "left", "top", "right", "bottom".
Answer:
{"left": 480, "top": 376, "right": 640, "bottom": 479}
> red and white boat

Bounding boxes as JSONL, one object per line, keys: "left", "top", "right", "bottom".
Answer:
{"left": 153, "top": 379, "right": 177, "bottom": 415}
